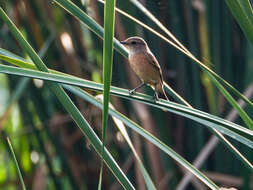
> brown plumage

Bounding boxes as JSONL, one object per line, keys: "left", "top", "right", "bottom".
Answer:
{"left": 120, "top": 36, "right": 168, "bottom": 101}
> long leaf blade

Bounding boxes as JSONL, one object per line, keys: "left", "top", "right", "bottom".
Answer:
{"left": 99, "top": 0, "right": 116, "bottom": 188}
{"left": 0, "top": 64, "right": 252, "bottom": 149}
{"left": 6, "top": 137, "right": 27, "bottom": 190}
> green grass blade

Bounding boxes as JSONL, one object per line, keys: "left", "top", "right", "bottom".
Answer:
{"left": 0, "top": 64, "right": 252, "bottom": 150}
{"left": 225, "top": 0, "right": 253, "bottom": 44}
{"left": 99, "top": 0, "right": 116, "bottom": 188}
{"left": 6, "top": 137, "right": 26, "bottom": 190}
{"left": 63, "top": 85, "right": 220, "bottom": 189}
{"left": 0, "top": 8, "right": 135, "bottom": 190}
{"left": 102, "top": 0, "right": 116, "bottom": 146}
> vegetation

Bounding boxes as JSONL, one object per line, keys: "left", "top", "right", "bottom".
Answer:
{"left": 0, "top": 0, "right": 252, "bottom": 189}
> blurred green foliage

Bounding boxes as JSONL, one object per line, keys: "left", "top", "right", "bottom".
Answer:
{"left": 0, "top": 0, "right": 253, "bottom": 189}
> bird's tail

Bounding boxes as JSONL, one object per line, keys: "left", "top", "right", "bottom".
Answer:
{"left": 156, "top": 82, "right": 169, "bottom": 101}
{"left": 161, "top": 84, "right": 169, "bottom": 101}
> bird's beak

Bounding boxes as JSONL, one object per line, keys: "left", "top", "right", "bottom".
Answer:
{"left": 120, "top": 41, "right": 127, "bottom": 45}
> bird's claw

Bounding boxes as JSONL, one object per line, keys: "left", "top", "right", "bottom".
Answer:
{"left": 153, "top": 92, "right": 159, "bottom": 102}
{"left": 129, "top": 89, "right": 135, "bottom": 95}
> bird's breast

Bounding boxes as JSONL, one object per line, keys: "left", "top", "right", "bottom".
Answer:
{"left": 128, "top": 53, "right": 161, "bottom": 86}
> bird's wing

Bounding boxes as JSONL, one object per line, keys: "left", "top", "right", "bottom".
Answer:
{"left": 146, "top": 51, "right": 164, "bottom": 82}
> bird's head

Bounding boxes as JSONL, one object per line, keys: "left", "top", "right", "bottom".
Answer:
{"left": 120, "top": 36, "right": 149, "bottom": 54}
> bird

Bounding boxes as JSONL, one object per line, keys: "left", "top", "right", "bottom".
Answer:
{"left": 120, "top": 36, "right": 169, "bottom": 101}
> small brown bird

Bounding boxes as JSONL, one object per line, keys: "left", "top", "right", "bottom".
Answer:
{"left": 120, "top": 36, "right": 168, "bottom": 101}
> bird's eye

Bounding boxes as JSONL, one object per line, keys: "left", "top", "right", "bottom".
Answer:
{"left": 131, "top": 41, "right": 137, "bottom": 45}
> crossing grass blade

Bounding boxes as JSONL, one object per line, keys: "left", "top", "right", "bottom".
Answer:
{"left": 0, "top": 64, "right": 253, "bottom": 152}
{"left": 2, "top": 51, "right": 252, "bottom": 178}
{"left": 1, "top": 53, "right": 253, "bottom": 148}
{"left": 0, "top": 8, "right": 135, "bottom": 190}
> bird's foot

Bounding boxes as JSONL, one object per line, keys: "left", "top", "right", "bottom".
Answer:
{"left": 129, "top": 83, "right": 145, "bottom": 95}
{"left": 153, "top": 92, "right": 159, "bottom": 102}
{"left": 129, "top": 89, "right": 136, "bottom": 95}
